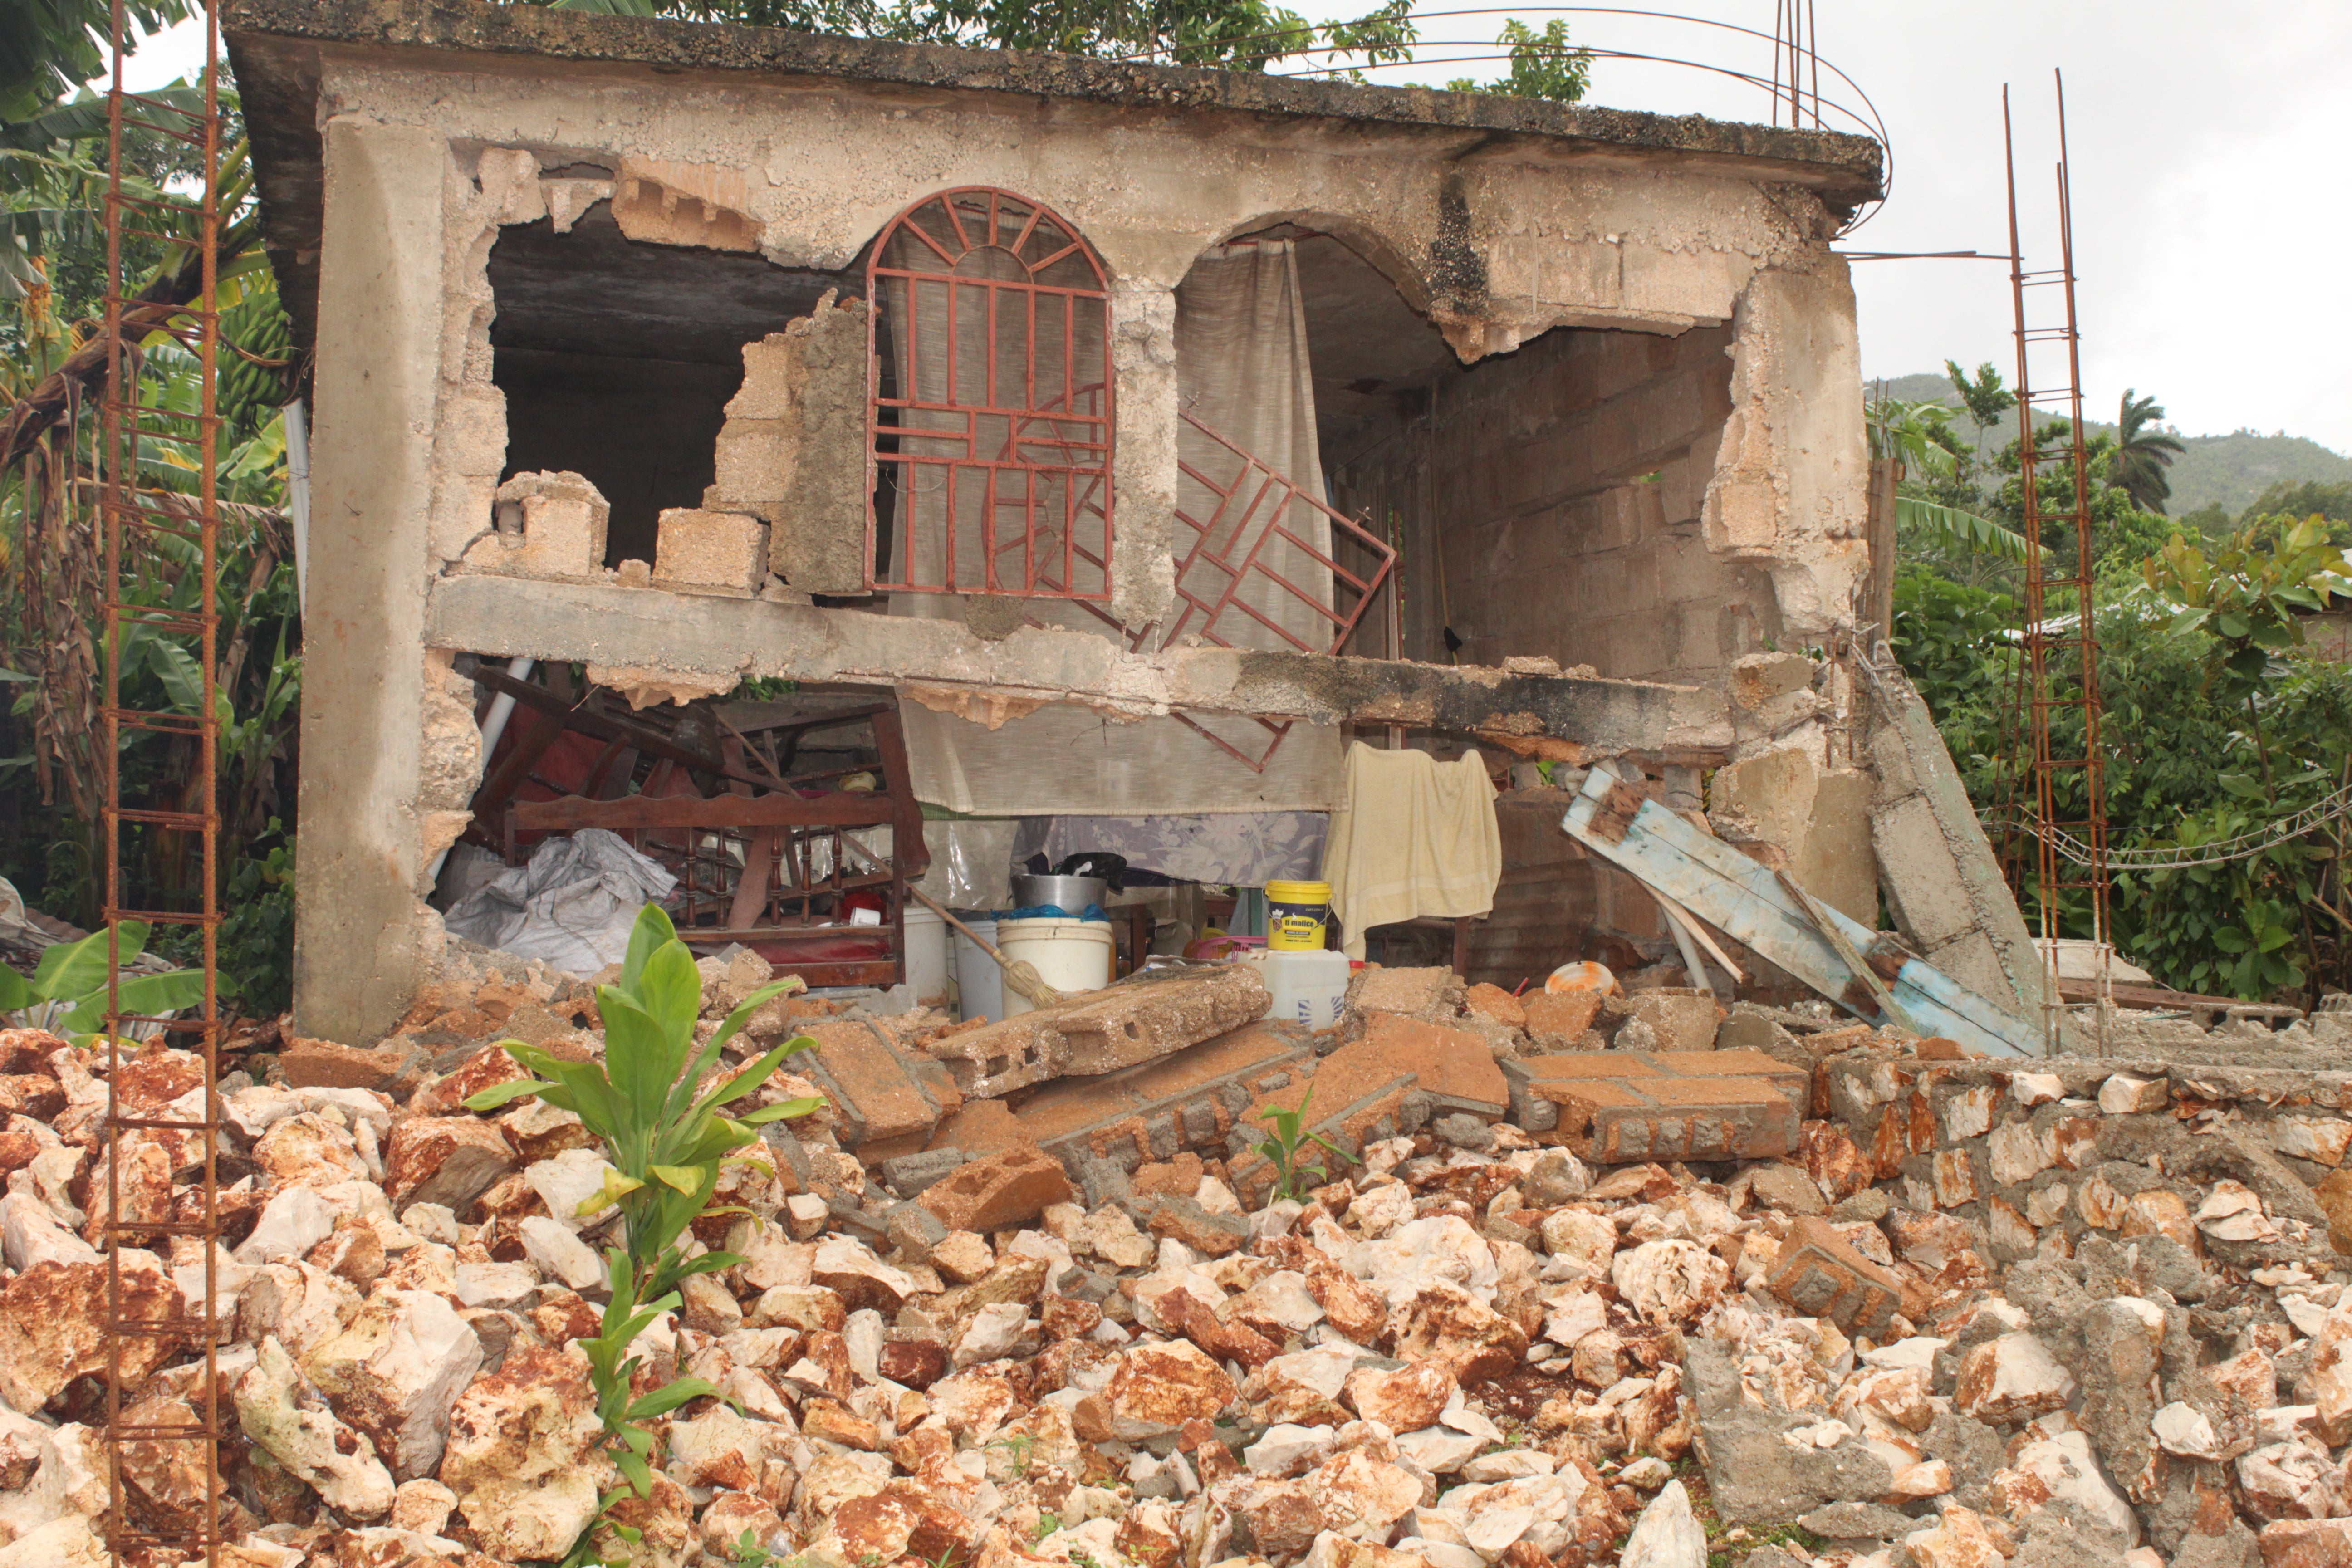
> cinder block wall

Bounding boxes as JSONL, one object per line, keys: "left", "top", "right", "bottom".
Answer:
{"left": 1333, "top": 322, "right": 1775, "bottom": 684}
{"left": 1445, "top": 323, "right": 1752, "bottom": 682}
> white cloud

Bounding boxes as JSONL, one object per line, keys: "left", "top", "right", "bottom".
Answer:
{"left": 1283, "top": 0, "right": 2352, "bottom": 452}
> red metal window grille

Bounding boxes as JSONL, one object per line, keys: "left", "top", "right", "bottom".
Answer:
{"left": 1039, "top": 409, "right": 1396, "bottom": 770}
{"left": 867, "top": 188, "right": 1114, "bottom": 599}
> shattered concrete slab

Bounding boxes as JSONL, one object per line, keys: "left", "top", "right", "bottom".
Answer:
{"left": 1504, "top": 1047, "right": 1806, "bottom": 1162}
{"left": 919, "top": 962, "right": 1271, "bottom": 1099}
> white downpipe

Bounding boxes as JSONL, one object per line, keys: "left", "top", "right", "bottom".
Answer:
{"left": 426, "top": 656, "right": 536, "bottom": 892}
{"left": 284, "top": 399, "right": 310, "bottom": 611}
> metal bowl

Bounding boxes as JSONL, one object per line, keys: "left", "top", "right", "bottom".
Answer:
{"left": 1012, "top": 874, "right": 1110, "bottom": 912}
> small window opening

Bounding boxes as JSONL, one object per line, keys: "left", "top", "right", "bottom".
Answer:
{"left": 488, "top": 204, "right": 861, "bottom": 565}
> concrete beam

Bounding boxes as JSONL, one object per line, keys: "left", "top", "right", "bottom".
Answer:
{"left": 424, "top": 573, "right": 1731, "bottom": 755}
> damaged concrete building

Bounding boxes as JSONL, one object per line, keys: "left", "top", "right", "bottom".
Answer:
{"left": 225, "top": 0, "right": 2025, "bottom": 1045}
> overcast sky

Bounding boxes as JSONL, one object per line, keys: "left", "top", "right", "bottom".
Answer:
{"left": 114, "top": 1, "right": 2351, "bottom": 451}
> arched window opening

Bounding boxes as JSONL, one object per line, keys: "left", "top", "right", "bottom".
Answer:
{"left": 867, "top": 188, "right": 1113, "bottom": 598}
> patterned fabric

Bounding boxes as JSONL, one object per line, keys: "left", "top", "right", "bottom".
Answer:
{"left": 1012, "top": 812, "right": 1330, "bottom": 887}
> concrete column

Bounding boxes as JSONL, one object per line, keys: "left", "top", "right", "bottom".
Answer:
{"left": 292, "top": 118, "right": 449, "bottom": 1042}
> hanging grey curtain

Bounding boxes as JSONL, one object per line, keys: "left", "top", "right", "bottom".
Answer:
{"left": 1171, "top": 238, "right": 1335, "bottom": 652}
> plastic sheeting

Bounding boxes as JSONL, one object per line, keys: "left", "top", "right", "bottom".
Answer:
{"left": 442, "top": 829, "right": 678, "bottom": 976}
{"left": 1012, "top": 812, "right": 1327, "bottom": 887}
{"left": 912, "top": 818, "right": 1018, "bottom": 911}
{"left": 897, "top": 701, "right": 1343, "bottom": 816}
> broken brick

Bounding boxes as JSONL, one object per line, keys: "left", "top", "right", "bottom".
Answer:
{"left": 1765, "top": 1216, "right": 1904, "bottom": 1335}
{"left": 280, "top": 1037, "right": 426, "bottom": 1095}
{"left": 797, "top": 1020, "right": 951, "bottom": 1160}
{"left": 1343, "top": 965, "right": 1463, "bottom": 1023}
{"left": 1523, "top": 989, "right": 1604, "bottom": 1044}
{"left": 1464, "top": 983, "right": 1528, "bottom": 1029}
{"left": 916, "top": 1145, "right": 1074, "bottom": 1234}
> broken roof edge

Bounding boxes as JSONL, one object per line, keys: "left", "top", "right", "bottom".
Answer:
{"left": 221, "top": 0, "right": 1884, "bottom": 200}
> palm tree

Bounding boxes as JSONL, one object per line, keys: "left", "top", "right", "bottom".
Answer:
{"left": 2110, "top": 389, "right": 2187, "bottom": 514}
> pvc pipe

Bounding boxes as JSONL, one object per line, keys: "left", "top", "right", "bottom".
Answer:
{"left": 426, "top": 655, "right": 536, "bottom": 891}
{"left": 284, "top": 399, "right": 310, "bottom": 611}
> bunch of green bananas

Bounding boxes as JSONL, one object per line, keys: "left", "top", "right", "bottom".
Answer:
{"left": 216, "top": 290, "right": 294, "bottom": 425}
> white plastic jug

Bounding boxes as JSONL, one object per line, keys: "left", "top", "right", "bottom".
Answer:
{"left": 1253, "top": 947, "right": 1351, "bottom": 1030}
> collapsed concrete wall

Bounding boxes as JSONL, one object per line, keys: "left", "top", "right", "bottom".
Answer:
{"left": 234, "top": 6, "right": 1887, "bottom": 1041}
{"left": 299, "top": 53, "right": 1871, "bottom": 636}
{"left": 702, "top": 291, "right": 870, "bottom": 594}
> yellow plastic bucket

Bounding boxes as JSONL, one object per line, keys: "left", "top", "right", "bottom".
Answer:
{"left": 1264, "top": 879, "right": 1333, "bottom": 951}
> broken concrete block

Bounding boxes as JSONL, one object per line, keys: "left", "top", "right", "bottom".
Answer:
{"left": 1515, "top": 1050, "right": 1803, "bottom": 1164}
{"left": 1708, "top": 745, "right": 1818, "bottom": 860}
{"left": 1523, "top": 987, "right": 1604, "bottom": 1047}
{"left": 611, "top": 156, "right": 762, "bottom": 251}
{"left": 1765, "top": 1216, "right": 1903, "bottom": 1335}
{"left": 1463, "top": 983, "right": 1526, "bottom": 1029}
{"left": 1052, "top": 965, "right": 1270, "bottom": 1077}
{"left": 796, "top": 1021, "right": 956, "bottom": 1163}
{"left": 461, "top": 471, "right": 608, "bottom": 580}
{"left": 1794, "top": 767, "right": 1878, "bottom": 926}
{"left": 1342, "top": 965, "right": 1464, "bottom": 1024}
{"left": 880, "top": 1148, "right": 968, "bottom": 1198}
{"left": 928, "top": 1020, "right": 1313, "bottom": 1174}
{"left": 1729, "top": 651, "right": 1816, "bottom": 711}
{"left": 921, "top": 965, "right": 1271, "bottom": 1100}
{"left": 920, "top": 1013, "right": 1060, "bottom": 1101}
{"left": 698, "top": 293, "right": 872, "bottom": 595}
{"left": 915, "top": 1145, "right": 1074, "bottom": 1234}
{"left": 280, "top": 1037, "right": 426, "bottom": 1096}
{"left": 1626, "top": 988, "right": 1720, "bottom": 1053}
{"left": 652, "top": 508, "right": 768, "bottom": 596}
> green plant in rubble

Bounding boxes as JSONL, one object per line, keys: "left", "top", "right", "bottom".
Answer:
{"left": 463, "top": 902, "right": 822, "bottom": 1302}
{"left": 0, "top": 920, "right": 205, "bottom": 1043}
{"left": 574, "top": 1244, "right": 728, "bottom": 1498}
{"left": 1250, "top": 1082, "right": 1357, "bottom": 1201}
{"left": 463, "top": 902, "right": 823, "bottom": 1530}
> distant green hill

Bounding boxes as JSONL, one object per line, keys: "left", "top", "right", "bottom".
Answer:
{"left": 1868, "top": 371, "right": 2352, "bottom": 518}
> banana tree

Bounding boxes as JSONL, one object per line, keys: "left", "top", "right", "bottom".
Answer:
{"left": 0, "top": 920, "right": 205, "bottom": 1042}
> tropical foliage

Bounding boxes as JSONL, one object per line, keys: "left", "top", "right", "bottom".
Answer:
{"left": 0, "top": 919, "right": 204, "bottom": 1042}
{"left": 1888, "top": 359, "right": 2352, "bottom": 1001}
{"left": 1, "top": 50, "right": 300, "bottom": 1008}
{"left": 529, "top": 0, "right": 1421, "bottom": 74}
{"left": 1445, "top": 19, "right": 1593, "bottom": 101}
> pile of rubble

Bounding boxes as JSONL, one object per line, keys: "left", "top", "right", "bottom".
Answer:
{"left": 0, "top": 948, "right": 2350, "bottom": 1568}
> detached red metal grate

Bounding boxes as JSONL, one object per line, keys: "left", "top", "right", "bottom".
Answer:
{"left": 867, "top": 187, "right": 1115, "bottom": 599}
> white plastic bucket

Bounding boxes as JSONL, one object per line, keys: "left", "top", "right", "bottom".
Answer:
{"left": 951, "top": 916, "right": 1003, "bottom": 1023}
{"left": 996, "top": 917, "right": 1116, "bottom": 1017}
{"left": 903, "top": 902, "right": 951, "bottom": 1009}
{"left": 1253, "top": 947, "right": 1351, "bottom": 1030}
